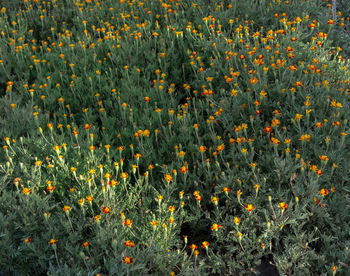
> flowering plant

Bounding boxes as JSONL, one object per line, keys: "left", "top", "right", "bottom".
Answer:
{"left": 0, "top": 0, "right": 349, "bottom": 275}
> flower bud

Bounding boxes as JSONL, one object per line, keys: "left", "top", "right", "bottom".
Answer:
{"left": 79, "top": 251, "right": 85, "bottom": 259}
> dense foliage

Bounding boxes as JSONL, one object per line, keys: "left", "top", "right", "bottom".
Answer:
{"left": 0, "top": 0, "right": 349, "bottom": 275}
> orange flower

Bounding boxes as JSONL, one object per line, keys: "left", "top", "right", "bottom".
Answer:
{"left": 250, "top": 77, "right": 259, "bottom": 84}
{"left": 48, "top": 239, "right": 58, "bottom": 245}
{"left": 150, "top": 220, "right": 159, "bottom": 228}
{"left": 121, "top": 172, "right": 128, "bottom": 179}
{"left": 189, "top": 244, "right": 197, "bottom": 250}
{"left": 210, "top": 223, "right": 222, "bottom": 231}
{"left": 22, "top": 188, "right": 32, "bottom": 195}
{"left": 86, "top": 195, "right": 93, "bottom": 202}
{"left": 271, "top": 137, "right": 281, "bottom": 145}
{"left": 94, "top": 215, "right": 101, "bottom": 222}
{"left": 216, "top": 143, "right": 224, "bottom": 152}
{"left": 288, "top": 65, "right": 297, "bottom": 71}
{"left": 308, "top": 23, "right": 316, "bottom": 28}
{"left": 278, "top": 202, "right": 288, "bottom": 211}
{"left": 102, "top": 207, "right": 111, "bottom": 214}
{"left": 124, "top": 219, "right": 133, "bottom": 227}
{"left": 245, "top": 203, "right": 254, "bottom": 212}
{"left": 234, "top": 217, "right": 241, "bottom": 225}
{"left": 319, "top": 155, "right": 328, "bottom": 161}
{"left": 82, "top": 241, "right": 91, "bottom": 247}
{"left": 194, "top": 194, "right": 202, "bottom": 201}
{"left": 164, "top": 173, "right": 172, "bottom": 183}
{"left": 122, "top": 256, "right": 133, "bottom": 264}
{"left": 25, "top": 238, "right": 31, "bottom": 244}
{"left": 299, "top": 134, "right": 311, "bottom": 141}
{"left": 319, "top": 189, "right": 329, "bottom": 196}
{"left": 180, "top": 166, "right": 188, "bottom": 174}
{"left": 124, "top": 240, "right": 135, "bottom": 248}
{"left": 134, "top": 153, "right": 142, "bottom": 159}
{"left": 63, "top": 205, "right": 71, "bottom": 212}
{"left": 222, "top": 187, "right": 230, "bottom": 193}
{"left": 264, "top": 126, "right": 272, "bottom": 133}
{"left": 201, "top": 241, "right": 210, "bottom": 248}
{"left": 316, "top": 169, "right": 322, "bottom": 176}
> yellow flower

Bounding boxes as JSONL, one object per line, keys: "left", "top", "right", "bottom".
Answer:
{"left": 210, "top": 223, "right": 222, "bottom": 231}
{"left": 22, "top": 188, "right": 32, "bottom": 195}
{"left": 78, "top": 199, "right": 85, "bottom": 206}
{"left": 294, "top": 114, "right": 303, "bottom": 121}
{"left": 211, "top": 196, "right": 219, "bottom": 205}
{"left": 48, "top": 239, "right": 58, "bottom": 245}
{"left": 86, "top": 195, "right": 93, "bottom": 202}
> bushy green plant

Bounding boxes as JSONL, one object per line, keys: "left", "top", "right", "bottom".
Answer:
{"left": 0, "top": 0, "right": 349, "bottom": 275}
